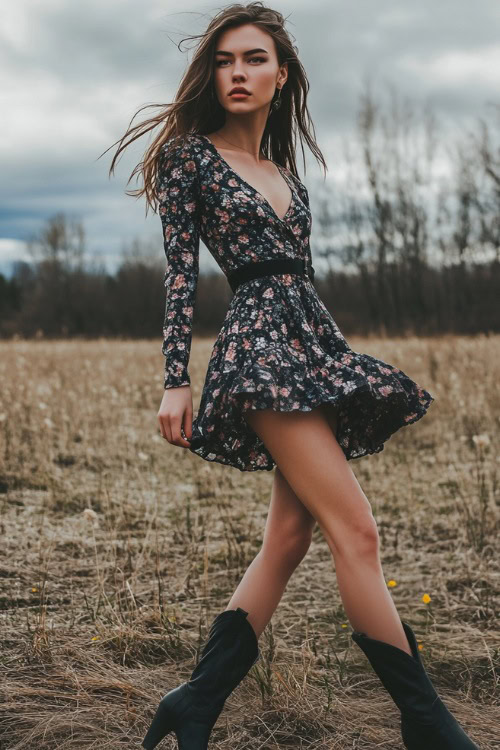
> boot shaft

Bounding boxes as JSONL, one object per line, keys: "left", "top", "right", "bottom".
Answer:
{"left": 187, "top": 607, "right": 260, "bottom": 708}
{"left": 351, "top": 621, "right": 438, "bottom": 717}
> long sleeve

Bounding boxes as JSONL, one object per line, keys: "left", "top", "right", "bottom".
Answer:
{"left": 157, "top": 137, "right": 201, "bottom": 389}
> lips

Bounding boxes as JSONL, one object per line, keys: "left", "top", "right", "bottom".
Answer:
{"left": 229, "top": 88, "right": 250, "bottom": 95}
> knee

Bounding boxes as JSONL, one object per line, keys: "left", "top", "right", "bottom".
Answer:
{"left": 281, "top": 529, "right": 313, "bottom": 568}
{"left": 328, "top": 513, "right": 380, "bottom": 560}
{"left": 262, "top": 526, "right": 313, "bottom": 570}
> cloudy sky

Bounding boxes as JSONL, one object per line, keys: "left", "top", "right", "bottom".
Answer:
{"left": 1, "top": 0, "right": 498, "bottom": 278}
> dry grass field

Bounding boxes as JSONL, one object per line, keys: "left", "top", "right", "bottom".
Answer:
{"left": 0, "top": 334, "right": 499, "bottom": 749}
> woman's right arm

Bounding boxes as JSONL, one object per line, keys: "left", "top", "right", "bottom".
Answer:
{"left": 157, "top": 137, "right": 201, "bottom": 447}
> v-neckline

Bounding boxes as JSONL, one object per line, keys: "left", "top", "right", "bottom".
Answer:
{"left": 200, "top": 134, "right": 295, "bottom": 224}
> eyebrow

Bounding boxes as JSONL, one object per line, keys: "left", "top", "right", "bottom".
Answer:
{"left": 215, "top": 48, "right": 269, "bottom": 56}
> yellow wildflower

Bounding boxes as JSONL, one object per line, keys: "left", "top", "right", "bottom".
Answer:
{"left": 422, "top": 593, "right": 431, "bottom": 604}
{"left": 387, "top": 579, "right": 397, "bottom": 587}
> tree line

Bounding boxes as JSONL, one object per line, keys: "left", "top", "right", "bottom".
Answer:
{"left": 1, "top": 86, "right": 499, "bottom": 340}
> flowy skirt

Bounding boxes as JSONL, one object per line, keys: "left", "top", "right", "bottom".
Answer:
{"left": 188, "top": 274, "right": 435, "bottom": 472}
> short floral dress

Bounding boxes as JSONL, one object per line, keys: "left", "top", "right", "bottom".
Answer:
{"left": 158, "top": 133, "right": 435, "bottom": 472}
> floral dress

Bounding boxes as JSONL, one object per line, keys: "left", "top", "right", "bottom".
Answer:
{"left": 158, "top": 133, "right": 435, "bottom": 471}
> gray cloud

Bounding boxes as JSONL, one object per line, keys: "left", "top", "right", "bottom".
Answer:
{"left": 1, "top": 0, "right": 498, "bottom": 276}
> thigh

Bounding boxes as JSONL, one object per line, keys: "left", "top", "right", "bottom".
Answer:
{"left": 320, "top": 402, "right": 340, "bottom": 438}
{"left": 243, "top": 404, "right": 375, "bottom": 553}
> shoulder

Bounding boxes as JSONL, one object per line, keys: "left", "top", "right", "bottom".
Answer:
{"left": 157, "top": 134, "right": 205, "bottom": 192}
{"left": 280, "top": 165, "right": 302, "bottom": 188}
{"left": 281, "top": 167, "right": 309, "bottom": 206}
{"left": 159, "top": 133, "right": 205, "bottom": 164}
{"left": 158, "top": 134, "right": 210, "bottom": 184}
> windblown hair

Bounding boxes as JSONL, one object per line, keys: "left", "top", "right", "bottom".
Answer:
{"left": 104, "top": 1, "right": 327, "bottom": 215}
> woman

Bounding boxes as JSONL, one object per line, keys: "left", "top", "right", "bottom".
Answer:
{"left": 109, "top": 3, "right": 478, "bottom": 749}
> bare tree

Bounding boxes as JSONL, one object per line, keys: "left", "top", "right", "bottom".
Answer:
{"left": 26, "top": 212, "right": 87, "bottom": 271}
{"left": 475, "top": 105, "right": 500, "bottom": 262}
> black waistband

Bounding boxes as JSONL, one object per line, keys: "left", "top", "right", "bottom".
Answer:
{"left": 227, "top": 258, "right": 315, "bottom": 293}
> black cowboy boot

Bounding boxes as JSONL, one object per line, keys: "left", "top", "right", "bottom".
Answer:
{"left": 351, "top": 620, "right": 479, "bottom": 749}
{"left": 142, "top": 607, "right": 260, "bottom": 749}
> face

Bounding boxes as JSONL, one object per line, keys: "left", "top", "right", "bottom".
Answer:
{"left": 213, "top": 23, "right": 288, "bottom": 115}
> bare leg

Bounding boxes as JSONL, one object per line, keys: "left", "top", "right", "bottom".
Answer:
{"left": 243, "top": 403, "right": 412, "bottom": 656}
{"left": 225, "top": 465, "right": 316, "bottom": 638}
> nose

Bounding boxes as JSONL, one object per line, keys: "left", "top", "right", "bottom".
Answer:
{"left": 231, "top": 61, "right": 247, "bottom": 80}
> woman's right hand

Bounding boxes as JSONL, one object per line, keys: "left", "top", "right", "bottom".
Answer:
{"left": 158, "top": 385, "right": 193, "bottom": 448}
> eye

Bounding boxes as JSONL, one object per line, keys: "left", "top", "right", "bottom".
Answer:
{"left": 215, "top": 57, "right": 266, "bottom": 66}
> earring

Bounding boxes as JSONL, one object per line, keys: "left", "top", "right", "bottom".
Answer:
{"left": 272, "top": 86, "right": 282, "bottom": 111}
{"left": 268, "top": 85, "right": 282, "bottom": 118}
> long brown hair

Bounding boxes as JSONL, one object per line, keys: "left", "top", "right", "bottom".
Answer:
{"left": 103, "top": 1, "right": 327, "bottom": 216}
